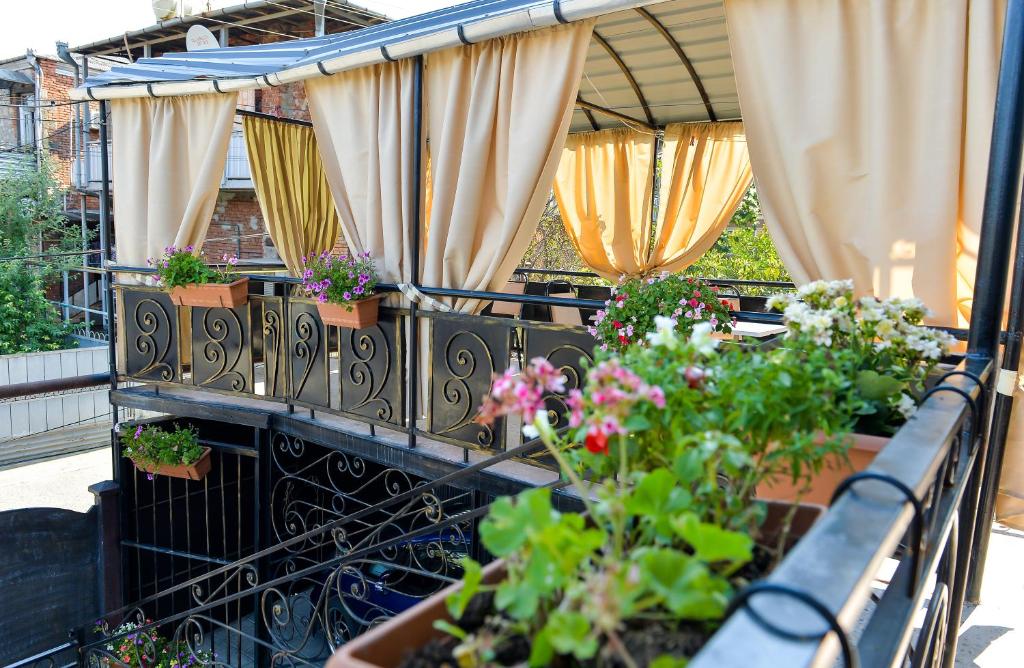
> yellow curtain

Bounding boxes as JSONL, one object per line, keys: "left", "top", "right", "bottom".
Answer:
{"left": 242, "top": 115, "right": 339, "bottom": 275}
{"left": 552, "top": 122, "right": 751, "bottom": 280}
{"left": 651, "top": 121, "right": 753, "bottom": 273}
{"left": 422, "top": 20, "right": 595, "bottom": 312}
{"left": 552, "top": 128, "right": 655, "bottom": 281}
{"left": 305, "top": 61, "right": 417, "bottom": 287}
{"left": 110, "top": 93, "right": 236, "bottom": 269}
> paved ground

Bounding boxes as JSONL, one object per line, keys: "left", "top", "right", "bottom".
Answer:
{"left": 0, "top": 449, "right": 1020, "bottom": 664}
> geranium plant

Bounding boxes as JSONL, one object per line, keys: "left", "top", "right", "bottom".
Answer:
{"left": 147, "top": 246, "right": 238, "bottom": 288}
{"left": 300, "top": 250, "right": 379, "bottom": 307}
{"left": 122, "top": 424, "right": 204, "bottom": 480}
{"left": 590, "top": 274, "right": 733, "bottom": 352}
{"left": 414, "top": 322, "right": 858, "bottom": 666}
{"left": 767, "top": 280, "right": 956, "bottom": 435}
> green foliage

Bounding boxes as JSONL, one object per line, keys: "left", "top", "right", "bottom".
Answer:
{"left": 121, "top": 424, "right": 203, "bottom": 472}
{"left": 98, "top": 618, "right": 213, "bottom": 667}
{"left": 300, "top": 250, "right": 380, "bottom": 306}
{"left": 0, "top": 260, "right": 76, "bottom": 354}
{"left": 150, "top": 246, "right": 237, "bottom": 288}
{"left": 0, "top": 158, "right": 85, "bottom": 275}
{"left": 593, "top": 275, "right": 733, "bottom": 352}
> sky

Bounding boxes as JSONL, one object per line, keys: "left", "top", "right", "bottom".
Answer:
{"left": 0, "top": 0, "right": 462, "bottom": 58}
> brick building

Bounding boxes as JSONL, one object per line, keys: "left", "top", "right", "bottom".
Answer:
{"left": 1, "top": 0, "right": 384, "bottom": 270}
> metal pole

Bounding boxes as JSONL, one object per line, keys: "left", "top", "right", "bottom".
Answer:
{"left": 407, "top": 55, "right": 423, "bottom": 450}
{"left": 98, "top": 99, "right": 119, "bottom": 479}
{"left": 961, "top": 0, "right": 1024, "bottom": 611}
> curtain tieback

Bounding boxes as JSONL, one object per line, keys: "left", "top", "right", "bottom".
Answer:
{"left": 397, "top": 283, "right": 457, "bottom": 312}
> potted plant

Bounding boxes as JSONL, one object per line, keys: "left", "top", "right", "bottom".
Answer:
{"left": 590, "top": 274, "right": 734, "bottom": 352}
{"left": 94, "top": 616, "right": 214, "bottom": 667}
{"left": 121, "top": 423, "right": 211, "bottom": 481}
{"left": 331, "top": 321, "right": 854, "bottom": 667}
{"left": 757, "top": 279, "right": 957, "bottom": 504}
{"left": 301, "top": 251, "right": 383, "bottom": 329}
{"left": 150, "top": 246, "right": 247, "bottom": 308}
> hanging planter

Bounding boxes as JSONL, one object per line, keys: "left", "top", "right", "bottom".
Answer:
{"left": 301, "top": 250, "right": 384, "bottom": 329}
{"left": 316, "top": 293, "right": 387, "bottom": 329}
{"left": 150, "top": 246, "right": 249, "bottom": 308}
{"left": 122, "top": 423, "right": 212, "bottom": 482}
{"left": 169, "top": 278, "right": 249, "bottom": 308}
{"left": 756, "top": 432, "right": 890, "bottom": 506}
{"left": 328, "top": 501, "right": 824, "bottom": 668}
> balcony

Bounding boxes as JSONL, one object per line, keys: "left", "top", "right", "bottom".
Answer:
{"left": 83, "top": 127, "right": 252, "bottom": 191}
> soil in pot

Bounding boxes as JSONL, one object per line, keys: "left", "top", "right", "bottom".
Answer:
{"left": 169, "top": 278, "right": 249, "bottom": 308}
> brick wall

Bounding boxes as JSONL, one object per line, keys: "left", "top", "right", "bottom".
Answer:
{"left": 38, "top": 58, "right": 76, "bottom": 187}
{"left": 204, "top": 192, "right": 271, "bottom": 261}
{"left": 257, "top": 82, "right": 310, "bottom": 121}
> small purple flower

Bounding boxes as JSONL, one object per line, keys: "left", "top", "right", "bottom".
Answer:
{"left": 162, "top": 260, "right": 169, "bottom": 268}
{"left": 317, "top": 293, "right": 328, "bottom": 304}
{"left": 354, "top": 285, "right": 364, "bottom": 295}
{"left": 185, "top": 245, "right": 194, "bottom": 252}
{"left": 228, "top": 257, "right": 238, "bottom": 266}
{"left": 134, "top": 425, "right": 143, "bottom": 440}
{"left": 146, "top": 473, "right": 154, "bottom": 481}
{"left": 342, "top": 291, "right": 352, "bottom": 300}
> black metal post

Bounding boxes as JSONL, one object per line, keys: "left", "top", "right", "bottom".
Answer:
{"left": 964, "top": 0, "right": 1024, "bottom": 604}
{"left": 98, "top": 99, "right": 120, "bottom": 480}
{"left": 408, "top": 55, "right": 424, "bottom": 450}
{"left": 89, "top": 481, "right": 124, "bottom": 619}
{"left": 969, "top": 152, "right": 1024, "bottom": 603}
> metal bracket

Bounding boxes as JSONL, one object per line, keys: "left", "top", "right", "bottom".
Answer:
{"left": 727, "top": 581, "right": 859, "bottom": 668}
{"left": 831, "top": 471, "right": 924, "bottom": 597}
{"left": 553, "top": 0, "right": 568, "bottom": 24}
{"left": 996, "top": 368, "right": 1018, "bottom": 396}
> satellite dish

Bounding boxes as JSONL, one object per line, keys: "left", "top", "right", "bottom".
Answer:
{"left": 152, "top": 1, "right": 193, "bottom": 21}
{"left": 186, "top": 25, "right": 219, "bottom": 51}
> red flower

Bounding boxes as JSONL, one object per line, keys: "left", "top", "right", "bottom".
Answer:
{"left": 687, "top": 278, "right": 695, "bottom": 284}
{"left": 721, "top": 299, "right": 731, "bottom": 308}
{"left": 618, "top": 334, "right": 629, "bottom": 345}
{"left": 585, "top": 428, "right": 609, "bottom": 455}
{"left": 613, "top": 320, "right": 623, "bottom": 329}
{"left": 684, "top": 366, "right": 705, "bottom": 389}
{"left": 694, "top": 290, "right": 701, "bottom": 297}
{"left": 711, "top": 285, "right": 720, "bottom": 293}
{"left": 689, "top": 298, "right": 699, "bottom": 307}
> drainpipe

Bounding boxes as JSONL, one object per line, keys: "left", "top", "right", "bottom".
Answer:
{"left": 25, "top": 50, "right": 42, "bottom": 169}
{"left": 56, "top": 42, "right": 81, "bottom": 189}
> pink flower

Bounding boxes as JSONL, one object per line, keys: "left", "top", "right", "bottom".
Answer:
{"left": 647, "top": 386, "right": 666, "bottom": 408}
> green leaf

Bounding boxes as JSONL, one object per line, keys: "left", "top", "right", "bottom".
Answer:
{"left": 651, "top": 656, "right": 689, "bottom": 668}
{"left": 673, "top": 513, "right": 753, "bottom": 567}
{"left": 495, "top": 576, "right": 540, "bottom": 620}
{"left": 528, "top": 627, "right": 555, "bottom": 667}
{"left": 479, "top": 488, "right": 553, "bottom": 557}
{"left": 544, "top": 611, "right": 598, "bottom": 660}
{"left": 432, "top": 619, "right": 468, "bottom": 641}
{"left": 626, "top": 469, "right": 691, "bottom": 521}
{"left": 855, "top": 369, "right": 904, "bottom": 401}
{"left": 624, "top": 413, "right": 652, "bottom": 431}
{"left": 638, "top": 548, "right": 730, "bottom": 620}
{"left": 445, "top": 558, "right": 482, "bottom": 620}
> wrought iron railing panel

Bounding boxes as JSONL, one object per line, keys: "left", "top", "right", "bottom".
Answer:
{"left": 120, "top": 287, "right": 180, "bottom": 383}
{"left": 288, "top": 300, "right": 331, "bottom": 409}
{"left": 337, "top": 310, "right": 405, "bottom": 427}
{"left": 257, "top": 296, "right": 288, "bottom": 399}
{"left": 427, "top": 312, "right": 512, "bottom": 452}
{"left": 190, "top": 304, "right": 253, "bottom": 394}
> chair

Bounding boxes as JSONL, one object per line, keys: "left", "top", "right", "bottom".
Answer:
{"left": 489, "top": 281, "right": 526, "bottom": 318}
{"left": 545, "top": 280, "right": 583, "bottom": 327}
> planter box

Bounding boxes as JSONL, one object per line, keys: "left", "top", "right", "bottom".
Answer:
{"left": 328, "top": 500, "right": 823, "bottom": 668}
{"left": 132, "top": 447, "right": 212, "bottom": 481}
{"left": 317, "top": 294, "right": 385, "bottom": 329}
{"left": 169, "top": 278, "right": 249, "bottom": 308}
{"left": 756, "top": 432, "right": 890, "bottom": 506}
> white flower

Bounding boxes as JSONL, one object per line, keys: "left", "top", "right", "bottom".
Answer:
{"left": 689, "top": 321, "right": 719, "bottom": 355}
{"left": 896, "top": 393, "right": 917, "bottom": 419}
{"left": 522, "top": 423, "right": 540, "bottom": 439}
{"left": 646, "top": 315, "right": 679, "bottom": 349}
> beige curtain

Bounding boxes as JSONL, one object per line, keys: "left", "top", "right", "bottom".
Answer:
{"left": 242, "top": 115, "right": 339, "bottom": 275}
{"left": 305, "top": 62, "right": 417, "bottom": 287}
{"left": 553, "top": 122, "right": 751, "bottom": 281}
{"left": 651, "top": 121, "right": 753, "bottom": 273}
{"left": 724, "top": 0, "right": 1002, "bottom": 328}
{"left": 553, "top": 128, "right": 655, "bottom": 280}
{"left": 110, "top": 94, "right": 236, "bottom": 268}
{"left": 422, "top": 20, "right": 595, "bottom": 312}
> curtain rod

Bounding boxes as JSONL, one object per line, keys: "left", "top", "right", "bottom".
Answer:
{"left": 236, "top": 108, "right": 313, "bottom": 127}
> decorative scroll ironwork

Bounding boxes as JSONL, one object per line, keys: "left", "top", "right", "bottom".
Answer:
{"left": 524, "top": 325, "right": 595, "bottom": 432}
{"left": 122, "top": 288, "right": 179, "bottom": 382}
{"left": 190, "top": 305, "right": 252, "bottom": 393}
{"left": 338, "top": 312, "right": 404, "bottom": 426}
{"left": 429, "top": 314, "right": 511, "bottom": 450}
{"left": 260, "top": 297, "right": 287, "bottom": 399}
{"left": 289, "top": 301, "right": 330, "bottom": 408}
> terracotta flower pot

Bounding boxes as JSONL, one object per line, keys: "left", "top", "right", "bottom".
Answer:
{"left": 132, "top": 447, "right": 212, "bottom": 481}
{"left": 169, "top": 278, "right": 249, "bottom": 308}
{"left": 756, "top": 432, "right": 890, "bottom": 506}
{"left": 317, "top": 294, "right": 386, "bottom": 329}
{"left": 328, "top": 500, "right": 823, "bottom": 668}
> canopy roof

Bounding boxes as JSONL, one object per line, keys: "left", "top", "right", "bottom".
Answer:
{"left": 71, "top": 0, "right": 738, "bottom": 128}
